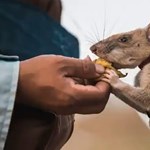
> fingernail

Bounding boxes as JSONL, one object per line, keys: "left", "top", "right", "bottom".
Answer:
{"left": 95, "top": 64, "right": 105, "bottom": 73}
{"left": 84, "top": 55, "right": 91, "bottom": 61}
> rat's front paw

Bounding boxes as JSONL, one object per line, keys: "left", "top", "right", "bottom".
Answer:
{"left": 101, "top": 69, "right": 120, "bottom": 87}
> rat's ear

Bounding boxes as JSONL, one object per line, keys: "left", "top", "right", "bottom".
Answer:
{"left": 146, "top": 24, "right": 150, "bottom": 42}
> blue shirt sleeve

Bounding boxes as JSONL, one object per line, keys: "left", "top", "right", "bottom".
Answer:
{"left": 0, "top": 54, "right": 19, "bottom": 150}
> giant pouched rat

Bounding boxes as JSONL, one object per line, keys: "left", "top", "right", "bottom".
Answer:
{"left": 90, "top": 23, "right": 150, "bottom": 121}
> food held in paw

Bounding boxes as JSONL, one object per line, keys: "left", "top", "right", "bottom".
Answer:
{"left": 94, "top": 58, "right": 127, "bottom": 78}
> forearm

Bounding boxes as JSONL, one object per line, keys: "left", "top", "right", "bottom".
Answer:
{"left": 0, "top": 55, "right": 19, "bottom": 149}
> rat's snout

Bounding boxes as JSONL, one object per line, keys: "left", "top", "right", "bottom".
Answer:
{"left": 90, "top": 45, "right": 98, "bottom": 55}
{"left": 90, "top": 41, "right": 104, "bottom": 56}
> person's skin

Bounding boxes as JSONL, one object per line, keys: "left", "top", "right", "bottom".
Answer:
{"left": 16, "top": 55, "right": 110, "bottom": 115}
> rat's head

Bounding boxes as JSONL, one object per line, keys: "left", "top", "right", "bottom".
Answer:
{"left": 90, "top": 24, "right": 150, "bottom": 69}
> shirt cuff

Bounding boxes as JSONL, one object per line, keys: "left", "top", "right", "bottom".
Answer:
{"left": 0, "top": 55, "right": 19, "bottom": 149}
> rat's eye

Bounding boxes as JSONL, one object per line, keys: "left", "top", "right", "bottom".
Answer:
{"left": 118, "top": 36, "right": 128, "bottom": 43}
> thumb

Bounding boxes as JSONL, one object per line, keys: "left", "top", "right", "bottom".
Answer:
{"left": 63, "top": 56, "right": 104, "bottom": 79}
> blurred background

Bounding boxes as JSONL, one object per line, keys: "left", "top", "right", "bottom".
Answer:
{"left": 61, "top": 0, "right": 150, "bottom": 149}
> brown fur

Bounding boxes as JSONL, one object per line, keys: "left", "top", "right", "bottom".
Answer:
{"left": 90, "top": 24, "right": 150, "bottom": 116}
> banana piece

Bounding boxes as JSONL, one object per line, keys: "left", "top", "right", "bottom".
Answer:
{"left": 94, "top": 58, "right": 127, "bottom": 78}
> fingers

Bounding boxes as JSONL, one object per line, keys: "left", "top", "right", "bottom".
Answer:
{"left": 70, "top": 81, "right": 110, "bottom": 114}
{"left": 62, "top": 56, "right": 105, "bottom": 79}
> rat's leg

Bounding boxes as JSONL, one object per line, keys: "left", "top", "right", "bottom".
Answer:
{"left": 101, "top": 69, "right": 150, "bottom": 116}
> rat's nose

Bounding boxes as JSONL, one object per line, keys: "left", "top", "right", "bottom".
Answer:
{"left": 90, "top": 45, "right": 97, "bottom": 54}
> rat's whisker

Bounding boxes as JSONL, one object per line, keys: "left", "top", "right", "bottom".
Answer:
{"left": 107, "top": 17, "right": 120, "bottom": 36}
{"left": 85, "top": 29, "right": 99, "bottom": 43}
{"left": 103, "top": 0, "right": 107, "bottom": 40}
{"left": 84, "top": 32, "right": 97, "bottom": 44}
{"left": 85, "top": 39, "right": 95, "bottom": 45}
{"left": 92, "top": 22, "right": 101, "bottom": 42}
{"left": 88, "top": 22, "right": 102, "bottom": 42}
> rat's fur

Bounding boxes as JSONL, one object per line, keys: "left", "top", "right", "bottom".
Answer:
{"left": 90, "top": 24, "right": 150, "bottom": 115}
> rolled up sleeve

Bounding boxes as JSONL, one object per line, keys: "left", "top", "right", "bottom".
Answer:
{"left": 0, "top": 55, "right": 19, "bottom": 150}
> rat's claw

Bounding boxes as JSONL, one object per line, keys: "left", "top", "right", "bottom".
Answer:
{"left": 102, "top": 69, "right": 120, "bottom": 86}
{"left": 102, "top": 73, "right": 111, "bottom": 79}
{"left": 93, "top": 68, "right": 120, "bottom": 86}
{"left": 105, "top": 68, "right": 118, "bottom": 76}
{"left": 100, "top": 72, "right": 112, "bottom": 84}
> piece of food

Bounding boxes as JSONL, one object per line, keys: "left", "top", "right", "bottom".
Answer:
{"left": 94, "top": 58, "right": 127, "bottom": 78}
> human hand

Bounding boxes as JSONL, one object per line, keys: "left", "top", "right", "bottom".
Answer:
{"left": 16, "top": 55, "right": 110, "bottom": 115}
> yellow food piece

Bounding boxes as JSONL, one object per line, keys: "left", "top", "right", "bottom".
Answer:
{"left": 94, "top": 58, "right": 127, "bottom": 78}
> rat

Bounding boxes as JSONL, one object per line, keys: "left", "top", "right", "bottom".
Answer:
{"left": 90, "top": 23, "right": 150, "bottom": 120}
